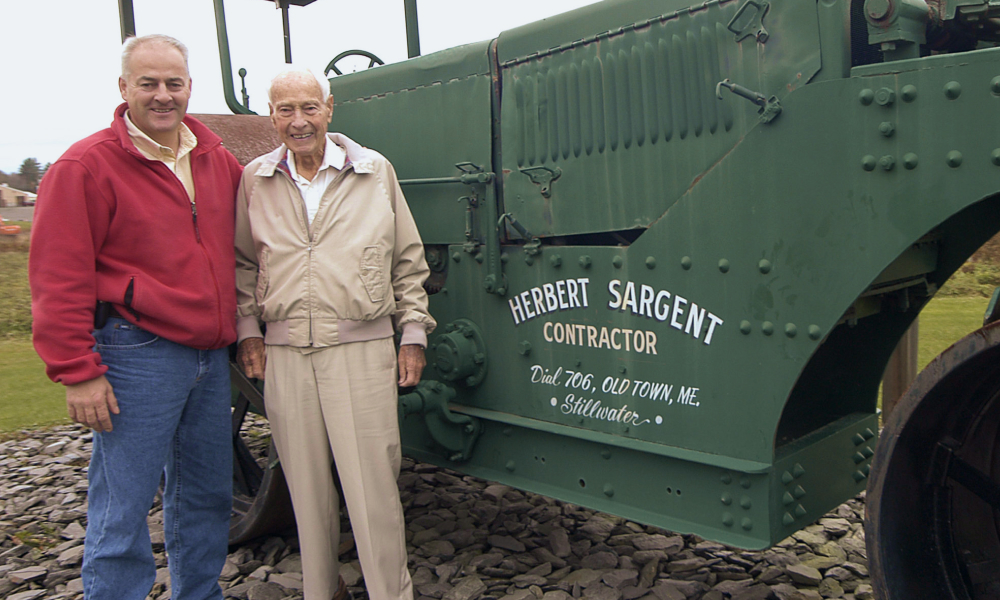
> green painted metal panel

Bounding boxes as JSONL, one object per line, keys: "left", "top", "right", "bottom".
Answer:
{"left": 497, "top": 0, "right": 821, "bottom": 238}
{"left": 328, "top": 42, "right": 494, "bottom": 244}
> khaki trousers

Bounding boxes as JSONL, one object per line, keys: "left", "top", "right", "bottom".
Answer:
{"left": 265, "top": 339, "right": 413, "bottom": 600}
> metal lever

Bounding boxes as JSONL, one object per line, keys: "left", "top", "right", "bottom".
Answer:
{"left": 717, "top": 79, "right": 782, "bottom": 124}
{"left": 498, "top": 213, "right": 533, "bottom": 240}
{"left": 716, "top": 79, "right": 766, "bottom": 106}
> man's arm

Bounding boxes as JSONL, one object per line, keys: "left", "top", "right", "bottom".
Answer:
{"left": 30, "top": 159, "right": 112, "bottom": 385}
{"left": 382, "top": 160, "right": 436, "bottom": 345}
{"left": 30, "top": 160, "right": 122, "bottom": 430}
{"left": 234, "top": 168, "right": 267, "bottom": 379}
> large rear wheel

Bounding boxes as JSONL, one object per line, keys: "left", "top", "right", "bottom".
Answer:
{"left": 229, "top": 364, "right": 296, "bottom": 545}
{"left": 866, "top": 322, "right": 1000, "bottom": 598}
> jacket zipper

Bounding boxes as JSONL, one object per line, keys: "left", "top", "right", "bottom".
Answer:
{"left": 190, "top": 199, "right": 201, "bottom": 243}
{"left": 125, "top": 132, "right": 227, "bottom": 345}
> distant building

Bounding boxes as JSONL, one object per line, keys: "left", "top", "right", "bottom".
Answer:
{"left": 0, "top": 184, "right": 37, "bottom": 207}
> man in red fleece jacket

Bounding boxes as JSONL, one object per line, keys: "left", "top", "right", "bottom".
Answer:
{"left": 29, "top": 34, "right": 241, "bottom": 600}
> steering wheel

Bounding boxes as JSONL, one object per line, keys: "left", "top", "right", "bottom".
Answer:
{"left": 324, "top": 50, "right": 385, "bottom": 76}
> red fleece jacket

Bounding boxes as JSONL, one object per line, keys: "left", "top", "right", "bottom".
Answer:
{"left": 30, "top": 103, "right": 243, "bottom": 385}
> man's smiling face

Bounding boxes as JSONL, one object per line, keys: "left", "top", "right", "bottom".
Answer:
{"left": 118, "top": 41, "right": 191, "bottom": 148}
{"left": 269, "top": 73, "right": 334, "bottom": 162}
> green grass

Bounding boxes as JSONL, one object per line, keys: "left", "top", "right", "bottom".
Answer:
{"left": 6, "top": 220, "right": 31, "bottom": 234}
{"left": 937, "top": 262, "right": 1000, "bottom": 298}
{"left": 0, "top": 252, "right": 32, "bottom": 338}
{"left": 0, "top": 250, "right": 68, "bottom": 431}
{"left": 918, "top": 296, "right": 991, "bottom": 371}
{"left": 0, "top": 339, "right": 68, "bottom": 431}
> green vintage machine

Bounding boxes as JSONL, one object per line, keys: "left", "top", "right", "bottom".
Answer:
{"left": 119, "top": 0, "right": 1000, "bottom": 597}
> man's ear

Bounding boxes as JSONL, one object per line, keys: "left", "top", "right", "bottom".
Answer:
{"left": 326, "top": 95, "right": 334, "bottom": 123}
{"left": 119, "top": 77, "right": 128, "bottom": 101}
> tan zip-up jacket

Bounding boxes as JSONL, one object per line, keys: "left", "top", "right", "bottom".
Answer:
{"left": 235, "top": 133, "right": 435, "bottom": 348}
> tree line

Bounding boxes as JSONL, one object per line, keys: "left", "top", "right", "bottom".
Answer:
{"left": 1, "top": 158, "right": 50, "bottom": 194}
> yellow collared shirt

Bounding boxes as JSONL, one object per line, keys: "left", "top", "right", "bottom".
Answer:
{"left": 125, "top": 111, "right": 198, "bottom": 203}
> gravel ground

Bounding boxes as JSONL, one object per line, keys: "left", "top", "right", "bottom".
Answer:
{"left": 0, "top": 421, "right": 873, "bottom": 600}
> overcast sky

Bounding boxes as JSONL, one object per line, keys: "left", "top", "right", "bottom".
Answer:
{"left": 0, "top": 0, "right": 598, "bottom": 174}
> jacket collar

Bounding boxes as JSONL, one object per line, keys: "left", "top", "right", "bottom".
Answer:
{"left": 110, "top": 102, "right": 224, "bottom": 159}
{"left": 254, "top": 132, "right": 376, "bottom": 178}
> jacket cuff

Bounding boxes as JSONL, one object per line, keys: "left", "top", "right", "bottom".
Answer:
{"left": 237, "top": 315, "right": 264, "bottom": 344}
{"left": 400, "top": 322, "right": 428, "bottom": 348}
{"left": 57, "top": 362, "right": 110, "bottom": 387}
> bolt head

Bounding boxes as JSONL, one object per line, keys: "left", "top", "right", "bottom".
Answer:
{"left": 865, "top": 0, "right": 892, "bottom": 20}
{"left": 875, "top": 87, "right": 895, "bottom": 106}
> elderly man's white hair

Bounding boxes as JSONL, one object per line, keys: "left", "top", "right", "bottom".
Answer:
{"left": 267, "top": 67, "right": 331, "bottom": 104}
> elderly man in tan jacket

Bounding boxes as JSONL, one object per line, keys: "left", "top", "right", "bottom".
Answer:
{"left": 234, "top": 68, "right": 435, "bottom": 600}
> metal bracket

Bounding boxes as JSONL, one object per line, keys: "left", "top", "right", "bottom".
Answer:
{"left": 397, "top": 162, "right": 504, "bottom": 296}
{"left": 727, "top": 0, "right": 770, "bottom": 43}
{"left": 717, "top": 79, "right": 782, "bottom": 124}
{"left": 399, "top": 381, "right": 482, "bottom": 462}
{"left": 520, "top": 166, "right": 562, "bottom": 198}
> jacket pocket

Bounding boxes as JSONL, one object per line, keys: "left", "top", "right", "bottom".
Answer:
{"left": 255, "top": 247, "right": 270, "bottom": 305}
{"left": 124, "top": 274, "right": 141, "bottom": 320}
{"left": 94, "top": 321, "right": 160, "bottom": 350}
{"left": 359, "top": 245, "right": 385, "bottom": 303}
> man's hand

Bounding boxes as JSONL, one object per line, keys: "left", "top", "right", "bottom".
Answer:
{"left": 237, "top": 338, "right": 267, "bottom": 380}
{"left": 398, "top": 344, "right": 426, "bottom": 387}
{"left": 66, "top": 375, "right": 119, "bottom": 432}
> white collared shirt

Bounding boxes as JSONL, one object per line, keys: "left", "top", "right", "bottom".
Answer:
{"left": 124, "top": 111, "right": 198, "bottom": 202}
{"left": 287, "top": 136, "right": 346, "bottom": 223}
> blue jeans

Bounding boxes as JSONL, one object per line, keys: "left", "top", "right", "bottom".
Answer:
{"left": 83, "top": 317, "right": 232, "bottom": 600}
